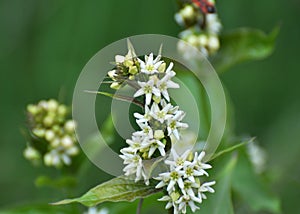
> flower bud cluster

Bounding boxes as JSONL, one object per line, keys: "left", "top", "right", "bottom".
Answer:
{"left": 155, "top": 149, "right": 215, "bottom": 214}
{"left": 108, "top": 48, "right": 140, "bottom": 89}
{"left": 175, "top": 0, "right": 222, "bottom": 56}
{"left": 24, "top": 99, "right": 79, "bottom": 168}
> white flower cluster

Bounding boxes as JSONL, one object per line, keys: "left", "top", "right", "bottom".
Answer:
{"left": 107, "top": 43, "right": 215, "bottom": 213}
{"left": 24, "top": 99, "right": 79, "bottom": 168}
{"left": 117, "top": 53, "right": 188, "bottom": 184}
{"left": 175, "top": 0, "right": 222, "bottom": 56}
{"left": 156, "top": 149, "right": 215, "bottom": 214}
{"left": 84, "top": 207, "right": 108, "bottom": 214}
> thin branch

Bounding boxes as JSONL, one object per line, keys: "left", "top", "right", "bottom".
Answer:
{"left": 136, "top": 198, "right": 144, "bottom": 214}
{"left": 84, "top": 90, "right": 144, "bottom": 108}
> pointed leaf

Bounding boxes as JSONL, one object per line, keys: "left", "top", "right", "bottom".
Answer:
{"left": 53, "top": 176, "right": 161, "bottom": 207}
{"left": 198, "top": 154, "right": 238, "bottom": 214}
{"left": 232, "top": 150, "right": 281, "bottom": 213}
{"left": 209, "top": 137, "right": 255, "bottom": 161}
{"left": 212, "top": 26, "right": 279, "bottom": 73}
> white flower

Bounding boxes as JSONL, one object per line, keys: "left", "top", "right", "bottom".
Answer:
{"left": 158, "top": 194, "right": 180, "bottom": 214}
{"left": 197, "top": 181, "right": 216, "bottom": 201}
{"left": 193, "top": 151, "right": 212, "bottom": 175}
{"left": 145, "top": 139, "right": 166, "bottom": 158}
{"left": 177, "top": 195, "right": 199, "bottom": 213}
{"left": 123, "top": 136, "right": 144, "bottom": 153}
{"left": 156, "top": 63, "right": 180, "bottom": 101}
{"left": 133, "top": 105, "right": 151, "bottom": 124}
{"left": 120, "top": 152, "right": 146, "bottom": 182}
{"left": 139, "top": 53, "right": 163, "bottom": 74}
{"left": 165, "top": 149, "right": 191, "bottom": 170}
{"left": 167, "top": 110, "right": 188, "bottom": 140}
{"left": 84, "top": 207, "right": 109, "bottom": 214}
{"left": 156, "top": 169, "right": 185, "bottom": 192}
{"left": 150, "top": 103, "right": 173, "bottom": 124}
{"left": 155, "top": 149, "right": 215, "bottom": 213}
{"left": 134, "top": 79, "right": 160, "bottom": 105}
{"left": 133, "top": 123, "right": 154, "bottom": 139}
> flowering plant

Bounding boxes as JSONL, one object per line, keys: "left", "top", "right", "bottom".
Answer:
{"left": 1, "top": 0, "right": 282, "bottom": 214}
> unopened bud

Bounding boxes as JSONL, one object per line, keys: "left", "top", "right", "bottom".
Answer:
{"left": 47, "top": 99, "right": 58, "bottom": 112}
{"left": 33, "top": 128, "right": 45, "bottom": 138}
{"left": 45, "top": 130, "right": 55, "bottom": 141}
{"left": 129, "top": 66, "right": 138, "bottom": 75}
{"left": 154, "top": 130, "right": 164, "bottom": 140}
{"left": 27, "top": 104, "right": 39, "bottom": 115}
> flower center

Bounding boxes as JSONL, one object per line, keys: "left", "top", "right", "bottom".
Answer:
{"left": 143, "top": 85, "right": 152, "bottom": 94}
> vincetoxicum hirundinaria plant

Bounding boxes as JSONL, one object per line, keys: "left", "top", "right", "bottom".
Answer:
{"left": 55, "top": 41, "right": 219, "bottom": 214}
{"left": 10, "top": 1, "right": 281, "bottom": 214}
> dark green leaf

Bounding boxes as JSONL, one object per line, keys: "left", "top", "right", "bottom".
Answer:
{"left": 198, "top": 154, "right": 238, "bottom": 214}
{"left": 212, "top": 27, "right": 279, "bottom": 73}
{"left": 52, "top": 176, "right": 161, "bottom": 207}
{"left": 232, "top": 150, "right": 281, "bottom": 213}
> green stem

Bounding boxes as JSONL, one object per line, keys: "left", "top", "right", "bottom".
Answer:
{"left": 136, "top": 198, "right": 144, "bottom": 214}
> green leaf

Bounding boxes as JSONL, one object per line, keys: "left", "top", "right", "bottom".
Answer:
{"left": 198, "top": 154, "right": 238, "bottom": 214}
{"left": 212, "top": 26, "right": 279, "bottom": 73}
{"left": 53, "top": 176, "right": 161, "bottom": 207}
{"left": 209, "top": 137, "right": 255, "bottom": 161}
{"left": 232, "top": 149, "right": 281, "bottom": 213}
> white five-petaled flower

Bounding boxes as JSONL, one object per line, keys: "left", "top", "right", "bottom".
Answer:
{"left": 139, "top": 53, "right": 163, "bottom": 74}
{"left": 144, "top": 139, "right": 166, "bottom": 158}
{"left": 150, "top": 103, "right": 173, "bottom": 124}
{"left": 167, "top": 110, "right": 189, "bottom": 140}
{"left": 134, "top": 79, "right": 160, "bottom": 105}
{"left": 156, "top": 63, "right": 180, "bottom": 101}
{"left": 133, "top": 105, "right": 151, "bottom": 124}
{"left": 120, "top": 152, "right": 146, "bottom": 182}
{"left": 155, "top": 149, "right": 215, "bottom": 214}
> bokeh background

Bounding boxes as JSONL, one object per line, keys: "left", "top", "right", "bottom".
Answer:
{"left": 0, "top": 0, "right": 299, "bottom": 213}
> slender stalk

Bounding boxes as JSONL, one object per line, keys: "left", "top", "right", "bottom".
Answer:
{"left": 136, "top": 198, "right": 144, "bottom": 214}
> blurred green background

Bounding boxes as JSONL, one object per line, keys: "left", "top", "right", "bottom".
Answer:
{"left": 0, "top": 0, "right": 299, "bottom": 213}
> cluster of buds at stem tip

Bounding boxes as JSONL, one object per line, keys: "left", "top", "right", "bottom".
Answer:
{"left": 24, "top": 99, "right": 79, "bottom": 168}
{"left": 106, "top": 41, "right": 215, "bottom": 213}
{"left": 175, "top": 0, "right": 222, "bottom": 57}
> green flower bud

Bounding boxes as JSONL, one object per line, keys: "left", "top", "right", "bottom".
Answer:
{"left": 43, "top": 115, "right": 54, "bottom": 127}
{"left": 27, "top": 104, "right": 39, "bottom": 115}
{"left": 61, "top": 136, "right": 73, "bottom": 147}
{"left": 129, "top": 66, "right": 138, "bottom": 75}
{"left": 45, "top": 130, "right": 55, "bottom": 141}
{"left": 24, "top": 146, "right": 40, "bottom": 161}
{"left": 110, "top": 82, "right": 121, "bottom": 90}
{"left": 65, "top": 120, "right": 76, "bottom": 133}
{"left": 152, "top": 95, "right": 161, "bottom": 104}
{"left": 44, "top": 153, "right": 53, "bottom": 166}
{"left": 124, "top": 59, "right": 134, "bottom": 67}
{"left": 154, "top": 130, "right": 164, "bottom": 140}
{"left": 170, "top": 191, "right": 180, "bottom": 201}
{"left": 198, "top": 34, "right": 208, "bottom": 46}
{"left": 47, "top": 99, "right": 58, "bottom": 112}
{"left": 33, "top": 128, "right": 45, "bottom": 138}
{"left": 158, "top": 62, "right": 166, "bottom": 73}
{"left": 57, "top": 105, "right": 67, "bottom": 117}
